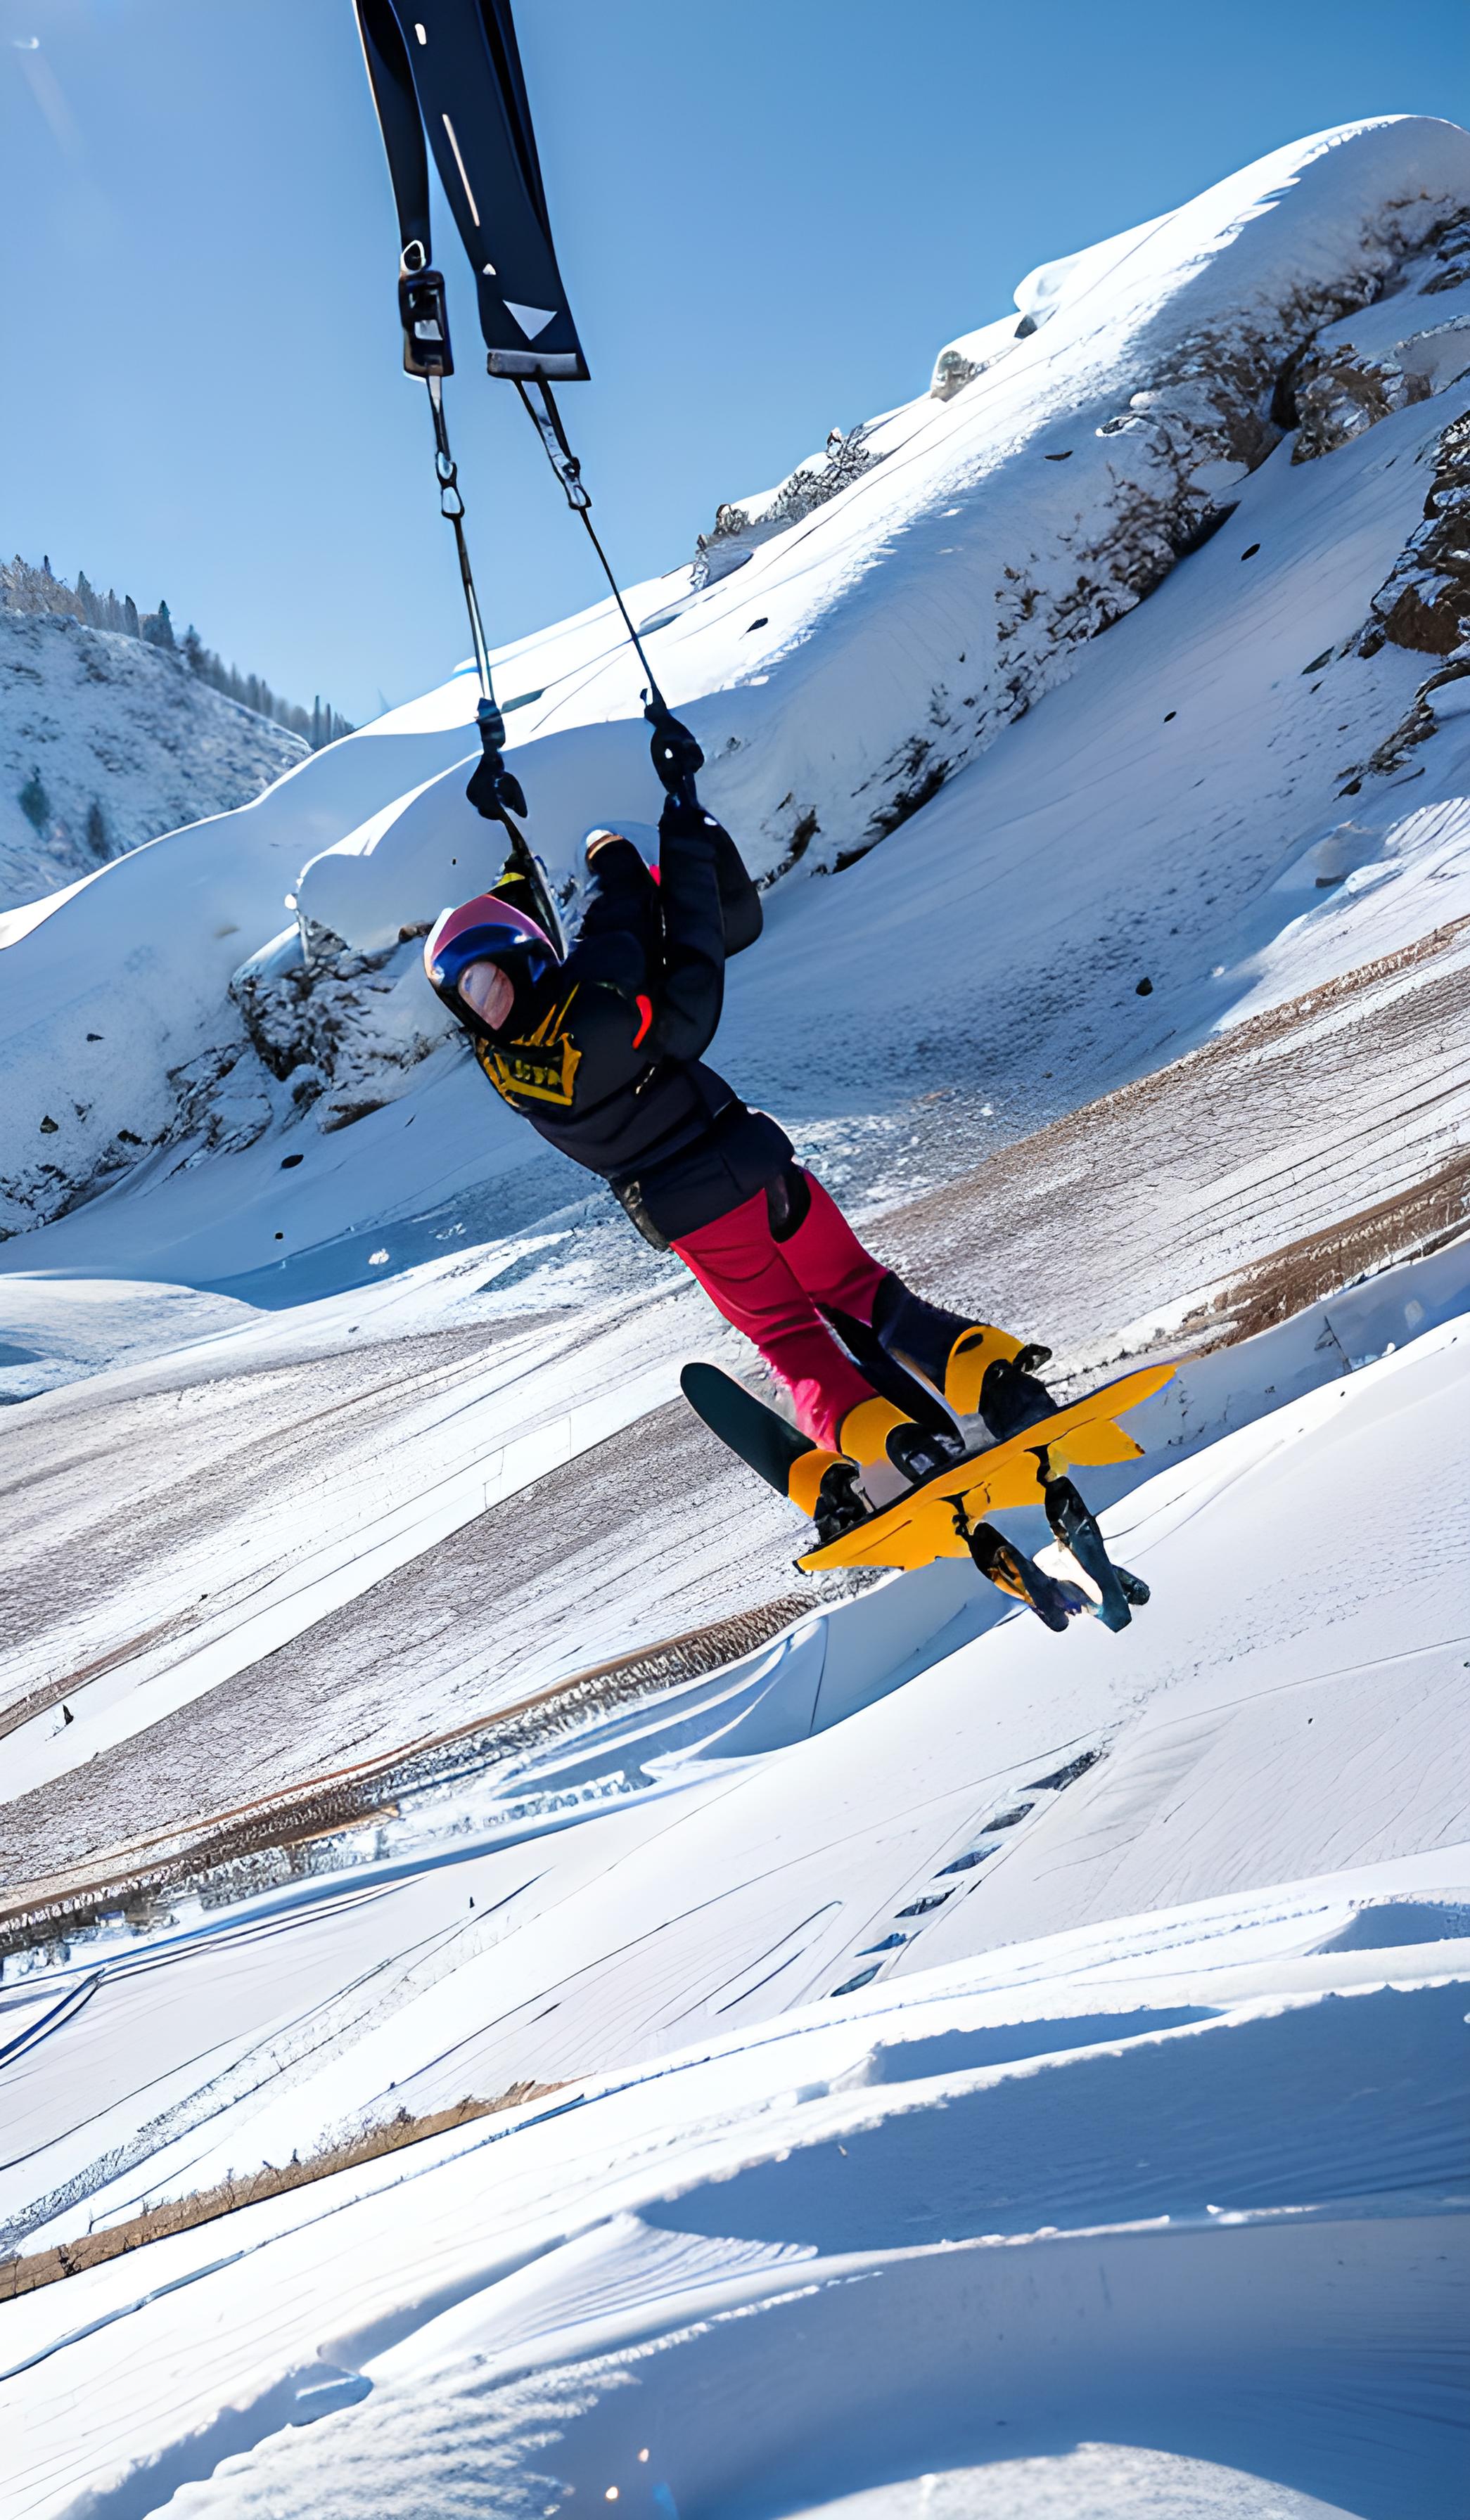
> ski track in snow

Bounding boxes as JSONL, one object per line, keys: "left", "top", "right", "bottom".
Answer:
{"left": 1, "top": 114, "right": 1470, "bottom": 2516}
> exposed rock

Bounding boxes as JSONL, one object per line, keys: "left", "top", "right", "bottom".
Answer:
{"left": 930, "top": 347, "right": 983, "bottom": 401}
{"left": 1418, "top": 210, "right": 1470, "bottom": 295}
{"left": 1293, "top": 353, "right": 1422, "bottom": 461}
{"left": 229, "top": 924, "right": 457, "bottom": 1133}
{"left": 1358, "top": 404, "right": 1470, "bottom": 662}
{"left": 1336, "top": 407, "right": 1470, "bottom": 781}
{"left": 162, "top": 1045, "right": 274, "bottom": 1167}
{"left": 1379, "top": 581, "right": 1468, "bottom": 657}
{"left": 1286, "top": 216, "right": 1470, "bottom": 463}
{"left": 693, "top": 426, "right": 882, "bottom": 585}
{"left": 928, "top": 311, "right": 1025, "bottom": 401}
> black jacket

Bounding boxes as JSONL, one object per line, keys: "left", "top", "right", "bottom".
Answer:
{"left": 471, "top": 803, "right": 790, "bottom": 1244}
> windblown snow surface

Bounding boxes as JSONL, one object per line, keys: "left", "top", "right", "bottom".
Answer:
{"left": 3, "top": 117, "right": 1470, "bottom": 2520}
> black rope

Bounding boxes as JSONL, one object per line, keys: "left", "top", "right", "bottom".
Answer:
{"left": 425, "top": 374, "right": 494, "bottom": 704}
{"left": 513, "top": 378, "right": 668, "bottom": 714}
{"left": 418, "top": 373, "right": 567, "bottom": 951}
{"left": 419, "top": 356, "right": 700, "bottom": 932}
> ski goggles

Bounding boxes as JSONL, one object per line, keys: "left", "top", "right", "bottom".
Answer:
{"left": 424, "top": 893, "right": 559, "bottom": 1000}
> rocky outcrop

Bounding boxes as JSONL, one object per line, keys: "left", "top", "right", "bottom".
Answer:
{"left": 691, "top": 427, "right": 881, "bottom": 586}
{"left": 696, "top": 138, "right": 1470, "bottom": 881}
{"left": 1331, "top": 405, "right": 1470, "bottom": 784}
{"left": 228, "top": 924, "right": 456, "bottom": 1135}
{"left": 1286, "top": 214, "right": 1470, "bottom": 463}
{"left": 1360, "top": 403, "right": 1470, "bottom": 662}
{"left": 0, "top": 922, "right": 459, "bottom": 1233}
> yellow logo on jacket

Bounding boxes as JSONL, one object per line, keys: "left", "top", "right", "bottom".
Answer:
{"left": 475, "top": 995, "right": 582, "bottom": 1108}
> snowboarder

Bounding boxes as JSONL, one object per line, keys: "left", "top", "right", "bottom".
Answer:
{"left": 423, "top": 717, "right": 1012, "bottom": 1537}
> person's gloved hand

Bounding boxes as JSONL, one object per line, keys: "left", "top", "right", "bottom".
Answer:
{"left": 646, "top": 702, "right": 704, "bottom": 796}
{"left": 466, "top": 750, "right": 528, "bottom": 821}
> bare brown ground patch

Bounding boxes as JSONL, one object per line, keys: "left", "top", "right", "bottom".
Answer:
{"left": 0, "top": 1386, "right": 807, "bottom": 1901}
{"left": 884, "top": 913, "right": 1470, "bottom": 1311}
{"left": 0, "top": 2081, "right": 561, "bottom": 2301}
{"left": 0, "top": 1585, "right": 810, "bottom": 1949}
{"left": 0, "top": 1311, "right": 563, "bottom": 1729}
{"left": 1189, "top": 1150, "right": 1470, "bottom": 1346}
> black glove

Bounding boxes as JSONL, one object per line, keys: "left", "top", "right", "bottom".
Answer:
{"left": 466, "top": 750, "right": 528, "bottom": 821}
{"left": 646, "top": 702, "right": 704, "bottom": 797}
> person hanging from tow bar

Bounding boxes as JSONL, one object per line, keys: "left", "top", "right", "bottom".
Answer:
{"left": 423, "top": 703, "right": 1060, "bottom": 1564}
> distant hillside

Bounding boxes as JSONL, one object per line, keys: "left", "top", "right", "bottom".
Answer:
{"left": 0, "top": 605, "right": 310, "bottom": 909}
{"left": 0, "top": 553, "right": 357, "bottom": 911}
{"left": 1, "top": 555, "right": 352, "bottom": 752}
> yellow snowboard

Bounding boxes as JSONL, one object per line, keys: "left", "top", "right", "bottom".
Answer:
{"left": 797, "top": 1359, "right": 1176, "bottom": 1574}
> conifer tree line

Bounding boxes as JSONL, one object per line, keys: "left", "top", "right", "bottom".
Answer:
{"left": 1, "top": 554, "right": 352, "bottom": 749}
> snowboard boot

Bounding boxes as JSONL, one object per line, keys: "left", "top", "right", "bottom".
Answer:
{"left": 964, "top": 1519, "right": 1089, "bottom": 1633}
{"left": 871, "top": 1275, "right": 1054, "bottom": 1426}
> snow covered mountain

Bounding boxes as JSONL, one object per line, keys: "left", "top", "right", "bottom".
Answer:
{"left": 0, "top": 608, "right": 307, "bottom": 913}
{"left": 1, "top": 115, "right": 1469, "bottom": 2520}
{"left": 3, "top": 115, "right": 1469, "bottom": 1249}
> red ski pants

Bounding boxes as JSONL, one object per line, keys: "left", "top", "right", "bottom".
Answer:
{"left": 672, "top": 1171, "right": 888, "bottom": 1452}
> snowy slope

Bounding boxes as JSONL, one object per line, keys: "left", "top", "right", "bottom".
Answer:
{"left": 1, "top": 116, "right": 1470, "bottom": 2516}
{"left": 0, "top": 109, "right": 1466, "bottom": 1878}
{"left": 2, "top": 1310, "right": 1467, "bottom": 2514}
{"left": 7, "top": 1302, "right": 1466, "bottom": 2220}
{"left": 6, "top": 1889, "right": 1468, "bottom": 2519}
{"left": 0, "top": 611, "right": 306, "bottom": 912}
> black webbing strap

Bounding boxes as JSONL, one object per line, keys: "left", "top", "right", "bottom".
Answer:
{"left": 353, "top": 0, "right": 431, "bottom": 268}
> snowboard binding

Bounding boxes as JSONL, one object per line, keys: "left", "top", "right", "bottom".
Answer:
{"left": 977, "top": 1346, "right": 1058, "bottom": 1443}
{"left": 813, "top": 1455, "right": 867, "bottom": 1548}
{"left": 886, "top": 1419, "right": 967, "bottom": 1486}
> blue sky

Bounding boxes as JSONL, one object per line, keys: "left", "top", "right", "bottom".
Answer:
{"left": 3, "top": 0, "right": 1464, "bottom": 724}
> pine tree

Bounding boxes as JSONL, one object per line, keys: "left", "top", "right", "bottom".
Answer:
{"left": 0, "top": 554, "right": 356, "bottom": 742}
{"left": 18, "top": 766, "right": 51, "bottom": 835}
{"left": 85, "top": 799, "right": 108, "bottom": 858}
